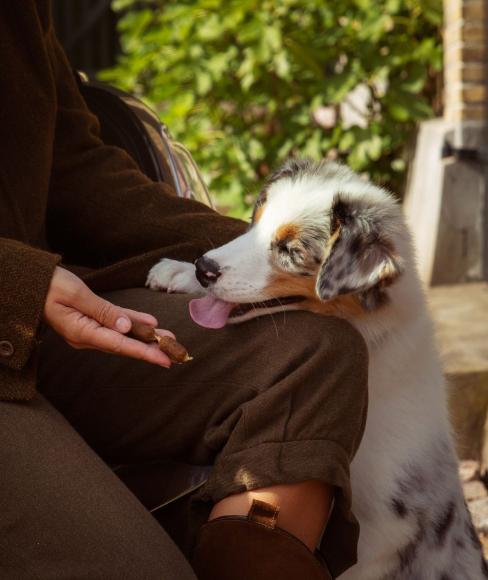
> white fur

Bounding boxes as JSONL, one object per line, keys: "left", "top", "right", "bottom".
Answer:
{"left": 147, "top": 161, "right": 485, "bottom": 579}
{"left": 146, "top": 259, "right": 201, "bottom": 294}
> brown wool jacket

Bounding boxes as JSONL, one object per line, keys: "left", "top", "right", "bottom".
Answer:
{"left": 0, "top": 1, "right": 246, "bottom": 402}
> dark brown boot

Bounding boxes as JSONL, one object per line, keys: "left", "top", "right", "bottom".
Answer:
{"left": 191, "top": 500, "right": 333, "bottom": 579}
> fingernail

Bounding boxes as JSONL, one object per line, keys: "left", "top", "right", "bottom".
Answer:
{"left": 116, "top": 317, "right": 131, "bottom": 333}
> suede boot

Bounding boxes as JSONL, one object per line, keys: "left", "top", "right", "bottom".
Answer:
{"left": 191, "top": 499, "right": 333, "bottom": 579}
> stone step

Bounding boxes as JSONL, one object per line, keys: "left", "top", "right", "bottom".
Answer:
{"left": 460, "top": 460, "right": 488, "bottom": 556}
{"left": 427, "top": 282, "right": 488, "bottom": 463}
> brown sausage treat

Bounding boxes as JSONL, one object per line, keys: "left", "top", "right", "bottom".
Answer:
{"left": 129, "top": 320, "right": 158, "bottom": 343}
{"left": 128, "top": 321, "right": 192, "bottom": 363}
{"left": 155, "top": 334, "right": 192, "bottom": 363}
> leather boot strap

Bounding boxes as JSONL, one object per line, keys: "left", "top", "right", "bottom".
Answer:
{"left": 248, "top": 499, "right": 280, "bottom": 529}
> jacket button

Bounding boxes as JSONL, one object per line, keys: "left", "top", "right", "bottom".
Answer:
{"left": 0, "top": 340, "right": 15, "bottom": 358}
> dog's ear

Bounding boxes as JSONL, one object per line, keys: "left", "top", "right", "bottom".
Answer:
{"left": 266, "top": 158, "right": 313, "bottom": 184}
{"left": 315, "top": 195, "right": 404, "bottom": 310}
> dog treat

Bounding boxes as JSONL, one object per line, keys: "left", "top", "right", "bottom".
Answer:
{"left": 154, "top": 334, "right": 192, "bottom": 363}
{"left": 129, "top": 321, "right": 192, "bottom": 363}
{"left": 129, "top": 320, "right": 158, "bottom": 343}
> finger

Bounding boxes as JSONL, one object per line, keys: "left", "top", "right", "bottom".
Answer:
{"left": 120, "top": 307, "right": 158, "bottom": 328}
{"left": 71, "top": 285, "right": 133, "bottom": 334}
{"left": 77, "top": 326, "right": 172, "bottom": 367}
{"left": 71, "top": 341, "right": 172, "bottom": 366}
{"left": 73, "top": 331, "right": 177, "bottom": 355}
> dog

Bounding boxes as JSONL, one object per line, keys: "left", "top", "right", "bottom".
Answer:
{"left": 146, "top": 159, "right": 487, "bottom": 579}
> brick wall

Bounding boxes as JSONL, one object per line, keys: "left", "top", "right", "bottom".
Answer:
{"left": 444, "top": 0, "right": 487, "bottom": 122}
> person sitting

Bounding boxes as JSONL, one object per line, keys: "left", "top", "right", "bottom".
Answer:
{"left": 0, "top": 2, "right": 368, "bottom": 578}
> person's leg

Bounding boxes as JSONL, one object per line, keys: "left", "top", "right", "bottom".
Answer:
{"left": 209, "top": 480, "right": 333, "bottom": 551}
{"left": 0, "top": 395, "right": 196, "bottom": 580}
{"left": 38, "top": 288, "right": 368, "bottom": 577}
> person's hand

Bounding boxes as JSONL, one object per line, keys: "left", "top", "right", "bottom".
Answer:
{"left": 43, "top": 266, "right": 173, "bottom": 367}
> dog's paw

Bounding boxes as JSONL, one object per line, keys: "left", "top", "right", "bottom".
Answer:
{"left": 146, "top": 259, "right": 202, "bottom": 294}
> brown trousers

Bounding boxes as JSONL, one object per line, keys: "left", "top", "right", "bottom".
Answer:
{"left": 0, "top": 289, "right": 368, "bottom": 579}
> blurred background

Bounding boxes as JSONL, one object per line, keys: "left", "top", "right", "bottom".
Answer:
{"left": 53, "top": 0, "right": 443, "bottom": 218}
{"left": 53, "top": 0, "right": 488, "bottom": 547}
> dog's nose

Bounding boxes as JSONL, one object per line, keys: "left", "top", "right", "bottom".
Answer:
{"left": 195, "top": 256, "right": 222, "bottom": 287}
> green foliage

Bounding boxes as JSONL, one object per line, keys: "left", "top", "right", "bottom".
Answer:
{"left": 102, "top": 0, "right": 443, "bottom": 218}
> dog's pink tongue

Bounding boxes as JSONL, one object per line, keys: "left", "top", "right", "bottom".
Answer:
{"left": 189, "top": 296, "right": 235, "bottom": 329}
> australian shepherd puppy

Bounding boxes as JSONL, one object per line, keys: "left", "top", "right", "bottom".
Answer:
{"left": 147, "top": 159, "right": 487, "bottom": 579}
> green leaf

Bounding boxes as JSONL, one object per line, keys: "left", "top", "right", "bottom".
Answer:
{"left": 248, "top": 138, "right": 265, "bottom": 160}
{"left": 367, "top": 135, "right": 383, "bottom": 160}
{"left": 263, "top": 25, "right": 282, "bottom": 52}
{"left": 196, "top": 70, "right": 212, "bottom": 95}
{"left": 197, "top": 14, "right": 223, "bottom": 41}
{"left": 391, "top": 158, "right": 406, "bottom": 171}
{"left": 338, "top": 131, "right": 356, "bottom": 152}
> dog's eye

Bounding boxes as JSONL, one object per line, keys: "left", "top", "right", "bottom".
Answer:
{"left": 275, "top": 240, "right": 307, "bottom": 265}
{"left": 277, "top": 241, "right": 290, "bottom": 254}
{"left": 278, "top": 243, "right": 303, "bottom": 261}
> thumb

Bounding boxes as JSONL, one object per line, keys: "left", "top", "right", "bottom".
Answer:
{"left": 73, "top": 285, "right": 132, "bottom": 333}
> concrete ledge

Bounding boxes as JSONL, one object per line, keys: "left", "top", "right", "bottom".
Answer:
{"left": 404, "top": 118, "right": 487, "bottom": 286}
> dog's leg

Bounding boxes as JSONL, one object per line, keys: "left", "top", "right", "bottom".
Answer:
{"left": 146, "top": 258, "right": 203, "bottom": 294}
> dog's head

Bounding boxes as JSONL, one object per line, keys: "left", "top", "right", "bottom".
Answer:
{"left": 190, "top": 159, "right": 410, "bottom": 330}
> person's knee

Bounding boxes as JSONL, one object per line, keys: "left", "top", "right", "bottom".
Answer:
{"left": 289, "top": 314, "right": 369, "bottom": 457}
{"left": 243, "top": 311, "right": 368, "bottom": 396}
{"left": 231, "top": 312, "right": 368, "bottom": 453}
